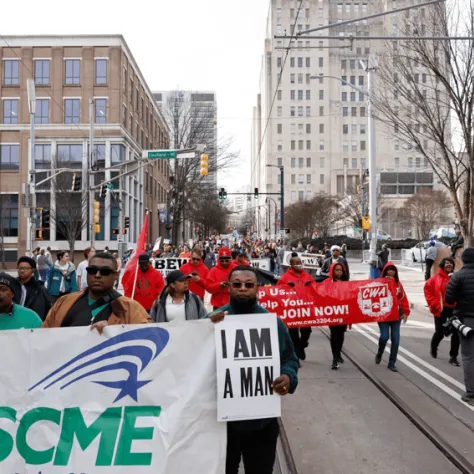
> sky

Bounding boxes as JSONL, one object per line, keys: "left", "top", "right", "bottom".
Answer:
{"left": 0, "top": 0, "right": 270, "bottom": 191}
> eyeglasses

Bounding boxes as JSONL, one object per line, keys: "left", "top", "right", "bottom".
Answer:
{"left": 18, "top": 267, "right": 32, "bottom": 272}
{"left": 86, "top": 266, "right": 117, "bottom": 276}
{"left": 220, "top": 257, "right": 231, "bottom": 261}
{"left": 231, "top": 282, "right": 256, "bottom": 289}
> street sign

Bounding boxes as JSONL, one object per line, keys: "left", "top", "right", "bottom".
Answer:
{"left": 143, "top": 150, "right": 177, "bottom": 159}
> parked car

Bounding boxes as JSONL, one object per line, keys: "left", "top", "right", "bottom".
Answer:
{"left": 410, "top": 241, "right": 447, "bottom": 262}
{"left": 429, "top": 227, "right": 456, "bottom": 239}
{"left": 376, "top": 229, "right": 392, "bottom": 241}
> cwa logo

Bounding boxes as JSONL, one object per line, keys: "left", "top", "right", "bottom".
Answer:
{"left": 357, "top": 282, "right": 393, "bottom": 317}
{"left": 29, "top": 326, "right": 170, "bottom": 403}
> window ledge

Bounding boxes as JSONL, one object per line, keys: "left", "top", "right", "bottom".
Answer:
{"left": 2, "top": 84, "right": 20, "bottom": 88}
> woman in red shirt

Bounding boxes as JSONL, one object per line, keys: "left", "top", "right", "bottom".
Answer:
{"left": 179, "top": 248, "right": 209, "bottom": 301}
{"left": 278, "top": 253, "right": 313, "bottom": 360}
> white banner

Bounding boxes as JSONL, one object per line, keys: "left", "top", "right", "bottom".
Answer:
{"left": 0, "top": 323, "right": 225, "bottom": 473}
{"left": 154, "top": 258, "right": 189, "bottom": 277}
{"left": 250, "top": 258, "right": 270, "bottom": 271}
{"left": 282, "top": 251, "right": 325, "bottom": 269}
{"left": 214, "top": 314, "right": 281, "bottom": 422}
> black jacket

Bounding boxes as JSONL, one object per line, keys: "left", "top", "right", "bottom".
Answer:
{"left": 321, "top": 256, "right": 350, "bottom": 280}
{"left": 14, "top": 277, "right": 52, "bottom": 321}
{"left": 445, "top": 263, "right": 474, "bottom": 319}
{"left": 377, "top": 248, "right": 390, "bottom": 269}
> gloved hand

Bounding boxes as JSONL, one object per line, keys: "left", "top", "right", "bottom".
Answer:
{"left": 287, "top": 281, "right": 295, "bottom": 287}
{"left": 304, "top": 280, "right": 312, "bottom": 287}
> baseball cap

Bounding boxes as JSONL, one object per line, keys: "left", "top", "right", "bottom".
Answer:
{"left": 138, "top": 254, "right": 150, "bottom": 263}
{"left": 0, "top": 273, "right": 16, "bottom": 290}
{"left": 219, "top": 247, "right": 232, "bottom": 258}
{"left": 166, "top": 270, "right": 192, "bottom": 285}
{"left": 237, "top": 250, "right": 246, "bottom": 257}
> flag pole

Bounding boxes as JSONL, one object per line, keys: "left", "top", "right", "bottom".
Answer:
{"left": 131, "top": 210, "right": 149, "bottom": 299}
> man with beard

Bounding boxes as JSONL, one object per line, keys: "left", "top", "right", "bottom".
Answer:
{"left": 207, "top": 266, "right": 298, "bottom": 474}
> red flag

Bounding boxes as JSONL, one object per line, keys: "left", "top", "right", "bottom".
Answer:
{"left": 122, "top": 213, "right": 149, "bottom": 298}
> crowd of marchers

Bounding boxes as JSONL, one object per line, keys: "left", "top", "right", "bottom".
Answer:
{"left": 2, "top": 235, "right": 474, "bottom": 473}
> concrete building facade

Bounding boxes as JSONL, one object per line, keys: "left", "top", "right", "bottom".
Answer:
{"left": 0, "top": 35, "right": 170, "bottom": 264}
{"left": 252, "top": 0, "right": 443, "bottom": 239}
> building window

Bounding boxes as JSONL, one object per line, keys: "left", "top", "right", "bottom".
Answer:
{"left": 416, "top": 157, "right": 421, "bottom": 168}
{"left": 360, "top": 124, "right": 366, "bottom": 134}
{"left": 298, "top": 140, "right": 304, "bottom": 151}
{"left": 299, "top": 191, "right": 304, "bottom": 201}
{"left": 306, "top": 57, "right": 311, "bottom": 67}
{"left": 350, "top": 92, "right": 356, "bottom": 101}
{"left": 57, "top": 144, "right": 83, "bottom": 168}
{"left": 306, "top": 123, "right": 311, "bottom": 134}
{"left": 0, "top": 195, "right": 18, "bottom": 237}
{"left": 111, "top": 144, "right": 125, "bottom": 165}
{"left": 95, "top": 59, "right": 107, "bottom": 85}
{"left": 306, "top": 90, "right": 311, "bottom": 100}
{"left": 298, "top": 106, "right": 304, "bottom": 116}
{"left": 290, "top": 57, "right": 295, "bottom": 68}
{"left": 277, "top": 157, "right": 283, "bottom": 167}
{"left": 343, "top": 107, "right": 348, "bottom": 117}
{"left": 394, "top": 157, "right": 400, "bottom": 168}
{"left": 277, "top": 57, "right": 282, "bottom": 68}
{"left": 34, "top": 60, "right": 50, "bottom": 85}
{"left": 290, "top": 90, "right": 295, "bottom": 100}
{"left": 3, "top": 60, "right": 19, "bottom": 85}
{"left": 277, "top": 123, "right": 282, "bottom": 134}
{"left": 342, "top": 92, "right": 347, "bottom": 101}
{"left": 291, "top": 174, "right": 296, "bottom": 184}
{"left": 306, "top": 106, "right": 311, "bottom": 116}
{"left": 298, "top": 57, "right": 303, "bottom": 67}
{"left": 64, "top": 99, "right": 80, "bottom": 124}
{"left": 360, "top": 107, "right": 366, "bottom": 117}
{"left": 320, "top": 157, "right": 324, "bottom": 168}
{"left": 277, "top": 90, "right": 282, "bottom": 100}
{"left": 408, "top": 157, "right": 413, "bottom": 168}
{"left": 352, "top": 158, "right": 357, "bottom": 168}
{"left": 298, "top": 157, "right": 304, "bottom": 168}
{"left": 122, "top": 104, "right": 127, "bottom": 127}
{"left": 351, "top": 107, "right": 357, "bottom": 117}
{"left": 343, "top": 158, "right": 349, "bottom": 167}
{"left": 298, "top": 174, "right": 304, "bottom": 184}
{"left": 306, "top": 140, "right": 311, "bottom": 150}
{"left": 35, "top": 99, "right": 49, "bottom": 124}
{"left": 65, "top": 59, "right": 81, "bottom": 85}
{"left": 307, "top": 157, "right": 311, "bottom": 168}
{"left": 3, "top": 99, "right": 18, "bottom": 124}
{"left": 290, "top": 106, "right": 296, "bottom": 117}
{"left": 361, "top": 158, "right": 366, "bottom": 169}
{"left": 320, "top": 140, "right": 324, "bottom": 151}
{"left": 360, "top": 141, "right": 366, "bottom": 151}
{"left": 291, "top": 141, "right": 296, "bottom": 151}
{"left": 319, "top": 57, "right": 323, "bottom": 68}
{"left": 291, "top": 157, "right": 296, "bottom": 168}
{"left": 319, "top": 90, "right": 324, "bottom": 100}
{"left": 291, "top": 191, "right": 297, "bottom": 201}
{"left": 34, "top": 144, "right": 51, "bottom": 169}
{"left": 320, "top": 174, "right": 325, "bottom": 185}
{"left": 122, "top": 67, "right": 127, "bottom": 94}
{"left": 277, "top": 140, "right": 282, "bottom": 151}
{"left": 343, "top": 124, "right": 349, "bottom": 135}
{"left": 307, "top": 174, "right": 311, "bottom": 184}
{"left": 0, "top": 144, "right": 19, "bottom": 170}
{"left": 298, "top": 90, "right": 303, "bottom": 100}
{"left": 319, "top": 123, "right": 324, "bottom": 133}
{"left": 290, "top": 73, "right": 295, "bottom": 84}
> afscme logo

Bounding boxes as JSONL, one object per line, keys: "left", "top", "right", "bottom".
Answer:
{"left": 29, "top": 327, "right": 170, "bottom": 402}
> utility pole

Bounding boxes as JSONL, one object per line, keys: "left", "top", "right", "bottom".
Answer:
{"left": 280, "top": 166, "right": 284, "bottom": 235}
{"left": 89, "top": 98, "right": 95, "bottom": 247}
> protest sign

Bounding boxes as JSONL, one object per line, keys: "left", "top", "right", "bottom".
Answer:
{"left": 250, "top": 258, "right": 270, "bottom": 271}
{"left": 215, "top": 314, "right": 281, "bottom": 422}
{"left": 0, "top": 323, "right": 225, "bottom": 473}
{"left": 281, "top": 251, "right": 324, "bottom": 269}
{"left": 154, "top": 258, "right": 189, "bottom": 277}
{"left": 258, "top": 278, "right": 399, "bottom": 328}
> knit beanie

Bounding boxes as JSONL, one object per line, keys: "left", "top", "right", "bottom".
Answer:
{"left": 461, "top": 248, "right": 474, "bottom": 263}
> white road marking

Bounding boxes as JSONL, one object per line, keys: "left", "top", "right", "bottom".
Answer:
{"left": 359, "top": 324, "right": 465, "bottom": 391}
{"left": 352, "top": 326, "right": 474, "bottom": 411}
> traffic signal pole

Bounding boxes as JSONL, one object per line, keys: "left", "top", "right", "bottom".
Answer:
{"left": 89, "top": 98, "right": 95, "bottom": 247}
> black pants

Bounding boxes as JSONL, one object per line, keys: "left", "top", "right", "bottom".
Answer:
{"left": 432, "top": 309, "right": 460, "bottom": 358}
{"left": 330, "top": 325, "right": 347, "bottom": 359}
{"left": 289, "top": 327, "right": 312, "bottom": 352}
{"left": 226, "top": 419, "right": 279, "bottom": 474}
{"left": 425, "top": 258, "right": 434, "bottom": 281}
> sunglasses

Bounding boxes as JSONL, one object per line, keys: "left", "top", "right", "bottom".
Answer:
{"left": 231, "top": 282, "right": 256, "bottom": 289}
{"left": 191, "top": 258, "right": 201, "bottom": 262}
{"left": 220, "top": 257, "right": 231, "bottom": 261}
{"left": 86, "top": 266, "right": 117, "bottom": 276}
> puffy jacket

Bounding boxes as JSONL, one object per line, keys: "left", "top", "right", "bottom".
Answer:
{"left": 424, "top": 268, "right": 455, "bottom": 317}
{"left": 445, "top": 262, "right": 474, "bottom": 319}
{"left": 179, "top": 261, "right": 209, "bottom": 300}
{"left": 205, "top": 262, "right": 234, "bottom": 308}
{"left": 47, "top": 263, "right": 77, "bottom": 296}
{"left": 277, "top": 268, "right": 313, "bottom": 286}
{"left": 381, "top": 261, "right": 410, "bottom": 317}
{"left": 122, "top": 267, "right": 165, "bottom": 311}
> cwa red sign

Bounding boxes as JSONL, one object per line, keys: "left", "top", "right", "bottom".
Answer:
{"left": 258, "top": 279, "right": 399, "bottom": 328}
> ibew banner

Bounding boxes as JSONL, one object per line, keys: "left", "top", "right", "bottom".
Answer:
{"left": 0, "top": 323, "right": 226, "bottom": 473}
{"left": 215, "top": 314, "right": 281, "bottom": 422}
{"left": 154, "top": 258, "right": 189, "bottom": 277}
{"left": 281, "top": 251, "right": 324, "bottom": 269}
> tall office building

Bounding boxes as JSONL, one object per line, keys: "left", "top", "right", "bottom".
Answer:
{"left": 154, "top": 90, "right": 218, "bottom": 188}
{"left": 0, "top": 35, "right": 170, "bottom": 264}
{"left": 252, "top": 0, "right": 443, "bottom": 238}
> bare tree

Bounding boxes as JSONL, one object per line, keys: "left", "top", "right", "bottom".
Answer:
{"left": 161, "top": 92, "right": 239, "bottom": 243}
{"left": 236, "top": 208, "right": 255, "bottom": 237}
{"left": 285, "top": 193, "right": 339, "bottom": 239}
{"left": 374, "top": 1, "right": 474, "bottom": 244}
{"left": 402, "top": 188, "right": 451, "bottom": 240}
{"left": 190, "top": 190, "right": 230, "bottom": 238}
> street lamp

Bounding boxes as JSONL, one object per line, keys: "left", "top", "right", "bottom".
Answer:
{"left": 266, "top": 164, "right": 284, "bottom": 236}
{"left": 311, "top": 62, "right": 379, "bottom": 277}
{"left": 266, "top": 197, "right": 278, "bottom": 238}
{"left": 27, "top": 79, "right": 36, "bottom": 254}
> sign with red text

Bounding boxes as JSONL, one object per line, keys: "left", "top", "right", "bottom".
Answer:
{"left": 258, "top": 279, "right": 399, "bottom": 328}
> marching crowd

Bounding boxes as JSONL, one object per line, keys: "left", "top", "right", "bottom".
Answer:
{"left": 2, "top": 237, "right": 474, "bottom": 472}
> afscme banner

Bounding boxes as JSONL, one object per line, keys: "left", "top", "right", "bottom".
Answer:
{"left": 258, "top": 278, "right": 400, "bottom": 328}
{"left": 0, "top": 323, "right": 226, "bottom": 473}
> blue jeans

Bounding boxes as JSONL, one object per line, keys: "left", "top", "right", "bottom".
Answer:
{"left": 39, "top": 268, "right": 49, "bottom": 282}
{"left": 378, "top": 320, "right": 401, "bottom": 365}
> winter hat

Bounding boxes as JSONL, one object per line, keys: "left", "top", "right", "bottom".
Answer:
{"left": 218, "top": 247, "right": 231, "bottom": 258}
{"left": 331, "top": 245, "right": 341, "bottom": 252}
{"left": 138, "top": 254, "right": 150, "bottom": 263}
{"left": 461, "top": 248, "right": 474, "bottom": 264}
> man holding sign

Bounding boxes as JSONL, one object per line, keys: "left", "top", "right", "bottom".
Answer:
{"left": 208, "top": 265, "right": 298, "bottom": 474}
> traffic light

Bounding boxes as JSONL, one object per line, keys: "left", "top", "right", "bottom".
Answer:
{"left": 218, "top": 188, "right": 224, "bottom": 200}
{"left": 285, "top": 228, "right": 291, "bottom": 234}
{"left": 71, "top": 173, "right": 82, "bottom": 192}
{"left": 247, "top": 195, "right": 251, "bottom": 202}
{"left": 93, "top": 200, "right": 100, "bottom": 225}
{"left": 254, "top": 187, "right": 259, "bottom": 199}
{"left": 99, "top": 184, "right": 107, "bottom": 200}
{"left": 42, "top": 209, "right": 50, "bottom": 229}
{"left": 362, "top": 216, "right": 371, "bottom": 231}
{"left": 124, "top": 216, "right": 130, "bottom": 228}
{"left": 200, "top": 153, "right": 209, "bottom": 177}
{"left": 112, "top": 228, "right": 120, "bottom": 235}
{"left": 223, "top": 190, "right": 227, "bottom": 200}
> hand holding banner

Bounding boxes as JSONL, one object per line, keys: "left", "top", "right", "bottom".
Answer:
{"left": 258, "top": 278, "right": 400, "bottom": 328}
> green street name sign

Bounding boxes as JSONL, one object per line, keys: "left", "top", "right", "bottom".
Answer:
{"left": 143, "top": 150, "right": 177, "bottom": 159}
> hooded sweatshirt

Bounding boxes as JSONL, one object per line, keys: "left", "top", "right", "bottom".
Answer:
{"left": 122, "top": 267, "right": 165, "bottom": 311}
{"left": 205, "top": 262, "right": 234, "bottom": 308}
{"left": 381, "top": 261, "right": 410, "bottom": 317}
{"left": 424, "top": 267, "right": 455, "bottom": 317}
{"left": 278, "top": 267, "right": 313, "bottom": 286}
{"left": 179, "top": 260, "right": 209, "bottom": 300}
